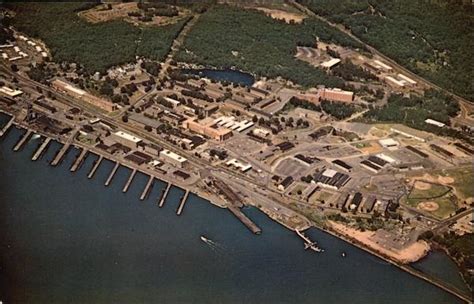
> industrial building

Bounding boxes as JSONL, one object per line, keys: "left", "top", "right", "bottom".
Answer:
{"left": 313, "top": 169, "right": 351, "bottom": 190}
{"left": 110, "top": 131, "right": 142, "bottom": 149}
{"left": 51, "top": 79, "right": 117, "bottom": 112}
{"left": 0, "top": 86, "right": 23, "bottom": 97}
{"left": 159, "top": 149, "right": 188, "bottom": 168}
{"left": 226, "top": 158, "right": 252, "bottom": 172}
{"left": 390, "top": 125, "right": 429, "bottom": 142}
{"left": 278, "top": 176, "right": 294, "bottom": 191}
{"left": 183, "top": 118, "right": 233, "bottom": 142}
{"left": 318, "top": 88, "right": 354, "bottom": 103}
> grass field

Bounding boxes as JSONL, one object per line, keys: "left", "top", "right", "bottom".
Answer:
{"left": 437, "top": 168, "right": 474, "bottom": 200}
{"left": 405, "top": 181, "right": 457, "bottom": 219}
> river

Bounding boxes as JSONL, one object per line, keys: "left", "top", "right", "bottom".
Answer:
{"left": 0, "top": 116, "right": 466, "bottom": 304}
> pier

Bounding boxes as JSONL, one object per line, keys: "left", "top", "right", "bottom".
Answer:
{"left": 70, "top": 148, "right": 88, "bottom": 172}
{"left": 159, "top": 183, "right": 171, "bottom": 207}
{"left": 87, "top": 155, "right": 103, "bottom": 179}
{"left": 122, "top": 168, "right": 137, "bottom": 193}
{"left": 0, "top": 116, "right": 14, "bottom": 137}
{"left": 51, "top": 142, "right": 70, "bottom": 166}
{"left": 176, "top": 190, "right": 190, "bottom": 215}
{"left": 13, "top": 129, "right": 32, "bottom": 152}
{"left": 140, "top": 176, "right": 154, "bottom": 201}
{"left": 228, "top": 206, "right": 261, "bottom": 234}
{"left": 104, "top": 162, "right": 120, "bottom": 186}
{"left": 32, "top": 137, "right": 51, "bottom": 161}
{"left": 295, "top": 229, "right": 322, "bottom": 252}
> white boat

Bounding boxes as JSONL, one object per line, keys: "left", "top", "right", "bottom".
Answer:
{"left": 342, "top": 252, "right": 346, "bottom": 257}
{"left": 200, "top": 235, "right": 210, "bottom": 243}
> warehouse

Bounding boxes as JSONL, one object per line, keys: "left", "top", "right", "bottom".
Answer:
{"left": 159, "top": 149, "right": 188, "bottom": 168}
{"left": 110, "top": 131, "right": 142, "bottom": 149}
{"left": 318, "top": 88, "right": 354, "bottom": 103}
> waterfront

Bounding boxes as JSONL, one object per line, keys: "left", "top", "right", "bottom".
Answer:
{"left": 180, "top": 68, "right": 255, "bottom": 86}
{"left": 0, "top": 125, "right": 465, "bottom": 304}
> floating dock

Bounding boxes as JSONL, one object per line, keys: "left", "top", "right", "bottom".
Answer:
{"left": 228, "top": 206, "right": 261, "bottom": 234}
{"left": 176, "top": 190, "right": 190, "bottom": 216}
{"left": 32, "top": 137, "right": 51, "bottom": 161}
{"left": 87, "top": 155, "right": 103, "bottom": 179}
{"left": 159, "top": 183, "right": 171, "bottom": 207}
{"left": 0, "top": 116, "right": 14, "bottom": 137}
{"left": 104, "top": 162, "right": 120, "bottom": 186}
{"left": 122, "top": 168, "right": 137, "bottom": 193}
{"left": 140, "top": 176, "right": 154, "bottom": 201}
{"left": 70, "top": 148, "right": 88, "bottom": 172}
{"left": 51, "top": 142, "right": 71, "bottom": 166}
{"left": 13, "top": 129, "right": 32, "bottom": 152}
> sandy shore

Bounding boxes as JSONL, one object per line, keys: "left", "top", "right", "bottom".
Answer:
{"left": 329, "top": 221, "right": 430, "bottom": 264}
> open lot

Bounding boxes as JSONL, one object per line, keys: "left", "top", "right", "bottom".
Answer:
{"left": 274, "top": 157, "right": 310, "bottom": 177}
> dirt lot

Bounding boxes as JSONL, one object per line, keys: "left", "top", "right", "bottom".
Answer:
{"left": 253, "top": 7, "right": 306, "bottom": 23}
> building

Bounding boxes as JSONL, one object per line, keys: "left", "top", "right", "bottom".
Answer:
{"left": 278, "top": 176, "right": 294, "bottom": 191}
{"left": 425, "top": 119, "right": 446, "bottom": 128}
{"left": 51, "top": 79, "right": 117, "bottom": 112}
{"left": 378, "top": 138, "right": 399, "bottom": 150}
{"left": 226, "top": 158, "right": 252, "bottom": 172}
{"left": 397, "top": 74, "right": 417, "bottom": 85}
{"left": 110, "top": 131, "right": 142, "bottom": 148}
{"left": 173, "top": 170, "right": 191, "bottom": 181}
{"left": 332, "top": 159, "right": 352, "bottom": 172}
{"left": 319, "top": 88, "right": 354, "bottom": 103}
{"left": 320, "top": 58, "right": 341, "bottom": 69}
{"left": 159, "top": 149, "right": 188, "bottom": 168}
{"left": 372, "top": 60, "right": 392, "bottom": 72}
{"left": 385, "top": 76, "right": 405, "bottom": 88}
{"left": 0, "top": 86, "right": 23, "bottom": 97}
{"left": 361, "top": 196, "right": 377, "bottom": 213}
{"left": 313, "top": 169, "right": 351, "bottom": 190}
{"left": 183, "top": 118, "right": 233, "bottom": 142}
{"left": 390, "top": 125, "right": 429, "bottom": 142}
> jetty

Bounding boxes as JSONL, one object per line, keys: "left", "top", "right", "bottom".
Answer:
{"left": 140, "top": 176, "right": 154, "bottom": 201}
{"left": 176, "top": 190, "right": 190, "bottom": 215}
{"left": 70, "top": 148, "right": 88, "bottom": 172}
{"left": 13, "top": 129, "right": 32, "bottom": 151}
{"left": 87, "top": 155, "right": 103, "bottom": 179}
{"left": 296, "top": 229, "right": 322, "bottom": 252}
{"left": 0, "top": 116, "right": 14, "bottom": 137}
{"left": 122, "top": 168, "right": 137, "bottom": 193}
{"left": 228, "top": 206, "right": 261, "bottom": 234}
{"left": 104, "top": 162, "right": 120, "bottom": 186}
{"left": 159, "top": 183, "right": 171, "bottom": 207}
{"left": 32, "top": 137, "right": 51, "bottom": 161}
{"left": 51, "top": 130, "right": 77, "bottom": 166}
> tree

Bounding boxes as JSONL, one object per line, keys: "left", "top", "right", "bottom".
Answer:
{"left": 10, "top": 64, "right": 18, "bottom": 72}
{"left": 252, "top": 115, "right": 258, "bottom": 123}
{"left": 121, "top": 114, "right": 128, "bottom": 123}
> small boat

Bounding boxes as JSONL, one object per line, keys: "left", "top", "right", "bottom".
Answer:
{"left": 200, "top": 235, "right": 210, "bottom": 243}
{"left": 342, "top": 252, "right": 346, "bottom": 257}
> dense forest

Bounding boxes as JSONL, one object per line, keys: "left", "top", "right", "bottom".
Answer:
{"left": 297, "top": 0, "right": 474, "bottom": 101}
{"left": 4, "top": 3, "right": 186, "bottom": 73}
{"left": 176, "top": 5, "right": 363, "bottom": 88}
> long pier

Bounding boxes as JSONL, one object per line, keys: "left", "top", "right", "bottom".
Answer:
{"left": 176, "top": 190, "right": 190, "bottom": 215}
{"left": 159, "top": 183, "right": 171, "bottom": 207}
{"left": 122, "top": 168, "right": 137, "bottom": 193}
{"left": 87, "top": 155, "right": 103, "bottom": 179}
{"left": 0, "top": 116, "right": 14, "bottom": 137}
{"left": 140, "top": 176, "right": 154, "bottom": 201}
{"left": 104, "top": 162, "right": 120, "bottom": 186}
{"left": 70, "top": 148, "right": 88, "bottom": 172}
{"left": 228, "top": 206, "right": 262, "bottom": 234}
{"left": 51, "top": 142, "right": 71, "bottom": 166}
{"left": 13, "top": 129, "right": 32, "bottom": 151}
{"left": 32, "top": 137, "right": 51, "bottom": 161}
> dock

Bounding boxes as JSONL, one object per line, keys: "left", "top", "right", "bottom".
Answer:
{"left": 122, "top": 168, "right": 137, "bottom": 193}
{"left": 13, "top": 129, "right": 32, "bottom": 151}
{"left": 296, "top": 229, "right": 322, "bottom": 252}
{"left": 70, "top": 148, "right": 88, "bottom": 172}
{"left": 140, "top": 176, "right": 154, "bottom": 201}
{"left": 87, "top": 155, "right": 103, "bottom": 179}
{"left": 32, "top": 137, "right": 51, "bottom": 161}
{"left": 104, "top": 162, "right": 120, "bottom": 186}
{"left": 159, "top": 183, "right": 171, "bottom": 207}
{"left": 50, "top": 142, "right": 71, "bottom": 166}
{"left": 0, "top": 116, "right": 14, "bottom": 137}
{"left": 228, "top": 206, "right": 261, "bottom": 234}
{"left": 176, "top": 190, "right": 190, "bottom": 215}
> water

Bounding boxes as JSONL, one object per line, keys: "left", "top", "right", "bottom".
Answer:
{"left": 412, "top": 250, "right": 470, "bottom": 293}
{"left": 0, "top": 123, "right": 466, "bottom": 304}
{"left": 181, "top": 68, "right": 255, "bottom": 86}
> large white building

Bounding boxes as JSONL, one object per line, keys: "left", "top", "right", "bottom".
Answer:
{"left": 159, "top": 149, "right": 188, "bottom": 168}
{"left": 110, "top": 131, "right": 142, "bottom": 148}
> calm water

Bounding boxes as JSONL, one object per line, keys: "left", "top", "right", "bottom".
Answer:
{"left": 180, "top": 68, "right": 255, "bottom": 86}
{"left": 0, "top": 121, "right": 466, "bottom": 304}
